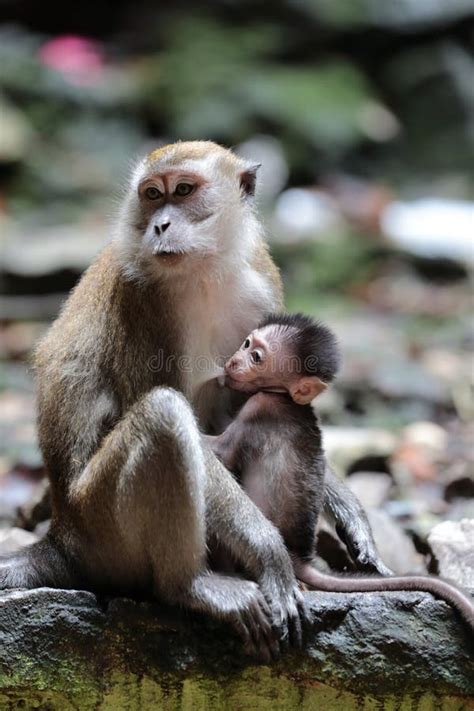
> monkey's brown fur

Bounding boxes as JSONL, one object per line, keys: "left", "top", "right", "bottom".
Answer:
{"left": 209, "top": 315, "right": 474, "bottom": 633}
{"left": 0, "top": 141, "right": 391, "bottom": 659}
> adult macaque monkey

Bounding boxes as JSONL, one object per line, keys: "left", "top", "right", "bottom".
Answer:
{"left": 205, "top": 314, "right": 474, "bottom": 632}
{"left": 0, "top": 141, "right": 386, "bottom": 659}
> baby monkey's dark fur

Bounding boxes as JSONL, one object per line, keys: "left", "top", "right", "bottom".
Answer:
{"left": 207, "top": 313, "right": 474, "bottom": 633}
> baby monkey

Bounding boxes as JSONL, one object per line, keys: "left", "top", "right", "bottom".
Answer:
{"left": 205, "top": 313, "right": 474, "bottom": 632}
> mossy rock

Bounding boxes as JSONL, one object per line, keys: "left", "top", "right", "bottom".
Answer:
{"left": 0, "top": 588, "right": 472, "bottom": 710}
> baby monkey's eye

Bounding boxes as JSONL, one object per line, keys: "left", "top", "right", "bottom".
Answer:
{"left": 243, "top": 338, "right": 251, "bottom": 349}
{"left": 175, "top": 182, "right": 194, "bottom": 197}
{"left": 251, "top": 350, "right": 262, "bottom": 364}
{"left": 145, "top": 186, "right": 163, "bottom": 200}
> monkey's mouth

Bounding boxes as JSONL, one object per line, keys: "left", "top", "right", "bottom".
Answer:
{"left": 224, "top": 375, "right": 258, "bottom": 393}
{"left": 153, "top": 249, "right": 186, "bottom": 264}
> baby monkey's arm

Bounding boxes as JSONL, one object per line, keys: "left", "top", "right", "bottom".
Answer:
{"left": 202, "top": 418, "right": 246, "bottom": 474}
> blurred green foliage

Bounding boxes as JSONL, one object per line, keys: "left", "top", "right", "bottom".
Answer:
{"left": 147, "top": 16, "right": 373, "bottom": 154}
{"left": 273, "top": 230, "right": 384, "bottom": 311}
{"left": 0, "top": 1, "right": 472, "bottom": 310}
{"left": 0, "top": 0, "right": 472, "bottom": 446}
{"left": 1, "top": 0, "right": 472, "bottom": 224}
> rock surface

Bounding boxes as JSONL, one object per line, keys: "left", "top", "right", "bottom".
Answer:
{"left": 367, "top": 509, "right": 427, "bottom": 574}
{"left": 428, "top": 519, "right": 474, "bottom": 589}
{"left": 0, "top": 587, "right": 472, "bottom": 710}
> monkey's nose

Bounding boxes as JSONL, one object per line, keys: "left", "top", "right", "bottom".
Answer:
{"left": 225, "top": 357, "right": 239, "bottom": 372}
{"left": 155, "top": 222, "right": 171, "bottom": 235}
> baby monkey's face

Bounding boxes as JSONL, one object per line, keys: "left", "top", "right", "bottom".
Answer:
{"left": 224, "top": 326, "right": 283, "bottom": 392}
{"left": 224, "top": 325, "right": 327, "bottom": 405}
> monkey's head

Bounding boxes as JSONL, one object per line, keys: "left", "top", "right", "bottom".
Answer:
{"left": 117, "top": 141, "right": 261, "bottom": 280}
{"left": 224, "top": 313, "right": 340, "bottom": 405}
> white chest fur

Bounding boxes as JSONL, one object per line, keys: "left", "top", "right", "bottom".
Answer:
{"left": 180, "top": 264, "right": 277, "bottom": 402}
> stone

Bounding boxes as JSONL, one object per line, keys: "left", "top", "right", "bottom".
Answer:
{"left": 367, "top": 509, "right": 427, "bottom": 574}
{"left": 428, "top": 519, "right": 474, "bottom": 590}
{"left": 0, "top": 527, "right": 38, "bottom": 555}
{"left": 0, "top": 587, "right": 472, "bottom": 709}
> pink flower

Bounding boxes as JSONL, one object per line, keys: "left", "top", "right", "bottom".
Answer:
{"left": 38, "top": 35, "right": 104, "bottom": 85}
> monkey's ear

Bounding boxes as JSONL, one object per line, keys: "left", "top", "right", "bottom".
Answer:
{"left": 240, "top": 164, "right": 261, "bottom": 198}
{"left": 289, "top": 377, "right": 327, "bottom": 405}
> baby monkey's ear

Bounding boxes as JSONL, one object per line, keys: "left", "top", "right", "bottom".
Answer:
{"left": 289, "top": 376, "right": 327, "bottom": 405}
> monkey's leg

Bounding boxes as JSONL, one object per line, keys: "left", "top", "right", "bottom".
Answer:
{"left": 70, "top": 387, "right": 283, "bottom": 659}
{"left": 0, "top": 535, "right": 76, "bottom": 589}
{"left": 324, "top": 464, "right": 392, "bottom": 575}
{"left": 201, "top": 446, "right": 306, "bottom": 646}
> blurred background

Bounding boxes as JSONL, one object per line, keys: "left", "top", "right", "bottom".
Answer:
{"left": 0, "top": 0, "right": 473, "bottom": 579}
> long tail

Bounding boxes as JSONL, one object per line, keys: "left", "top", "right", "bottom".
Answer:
{"left": 294, "top": 559, "right": 474, "bottom": 633}
{"left": 0, "top": 535, "right": 75, "bottom": 590}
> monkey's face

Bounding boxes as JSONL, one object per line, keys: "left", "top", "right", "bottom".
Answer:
{"left": 224, "top": 325, "right": 328, "bottom": 405}
{"left": 120, "top": 142, "right": 260, "bottom": 279}
{"left": 224, "top": 326, "right": 289, "bottom": 393}
{"left": 136, "top": 169, "right": 214, "bottom": 266}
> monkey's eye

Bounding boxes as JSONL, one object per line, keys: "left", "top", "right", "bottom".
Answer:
{"left": 243, "top": 338, "right": 251, "bottom": 349}
{"left": 145, "top": 186, "right": 163, "bottom": 200}
{"left": 175, "top": 182, "right": 194, "bottom": 197}
{"left": 251, "top": 350, "right": 262, "bottom": 364}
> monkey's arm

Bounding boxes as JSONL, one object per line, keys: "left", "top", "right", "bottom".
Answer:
{"left": 202, "top": 445, "right": 307, "bottom": 643}
{"left": 202, "top": 419, "right": 244, "bottom": 473}
{"left": 324, "top": 464, "right": 392, "bottom": 575}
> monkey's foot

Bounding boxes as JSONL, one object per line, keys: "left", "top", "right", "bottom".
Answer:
{"left": 257, "top": 571, "right": 311, "bottom": 650}
{"left": 182, "top": 572, "right": 280, "bottom": 663}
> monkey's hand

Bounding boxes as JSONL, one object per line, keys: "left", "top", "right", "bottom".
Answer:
{"left": 324, "top": 464, "right": 393, "bottom": 576}
{"left": 336, "top": 521, "right": 393, "bottom": 576}
{"left": 255, "top": 545, "right": 310, "bottom": 649}
{"left": 185, "top": 573, "right": 279, "bottom": 663}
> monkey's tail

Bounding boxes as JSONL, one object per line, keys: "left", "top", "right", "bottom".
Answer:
{"left": 0, "top": 535, "right": 75, "bottom": 590}
{"left": 294, "top": 560, "right": 474, "bottom": 633}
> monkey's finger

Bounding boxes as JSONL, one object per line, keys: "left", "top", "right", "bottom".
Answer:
{"left": 257, "top": 594, "right": 272, "bottom": 620}
{"left": 263, "top": 620, "right": 281, "bottom": 660}
{"left": 266, "top": 630, "right": 281, "bottom": 661}
{"left": 283, "top": 594, "right": 303, "bottom": 648}
{"left": 243, "top": 609, "right": 272, "bottom": 664}
{"left": 244, "top": 605, "right": 276, "bottom": 663}
{"left": 231, "top": 616, "right": 259, "bottom": 660}
{"left": 294, "top": 586, "right": 312, "bottom": 626}
{"left": 252, "top": 599, "right": 276, "bottom": 642}
{"left": 289, "top": 606, "right": 303, "bottom": 648}
{"left": 253, "top": 602, "right": 281, "bottom": 660}
{"left": 298, "top": 595, "right": 313, "bottom": 628}
{"left": 369, "top": 559, "right": 393, "bottom": 576}
{"left": 274, "top": 610, "right": 290, "bottom": 651}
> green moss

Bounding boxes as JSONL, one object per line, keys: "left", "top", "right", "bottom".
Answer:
{"left": 0, "top": 653, "right": 101, "bottom": 710}
{"left": 1, "top": 660, "right": 472, "bottom": 711}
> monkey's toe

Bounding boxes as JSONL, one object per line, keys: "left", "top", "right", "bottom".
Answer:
{"left": 245, "top": 602, "right": 280, "bottom": 662}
